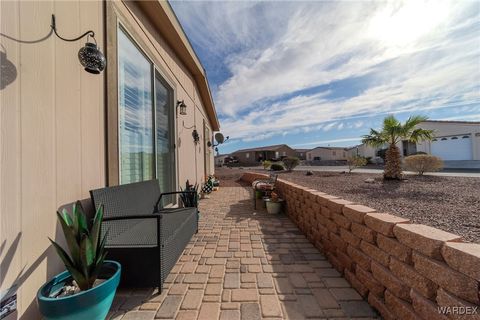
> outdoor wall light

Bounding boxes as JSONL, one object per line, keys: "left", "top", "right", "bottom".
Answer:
{"left": 51, "top": 14, "right": 106, "bottom": 74}
{"left": 177, "top": 100, "right": 187, "bottom": 116}
{"left": 192, "top": 129, "right": 200, "bottom": 144}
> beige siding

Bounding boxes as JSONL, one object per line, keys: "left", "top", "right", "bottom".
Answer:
{"left": 307, "top": 148, "right": 348, "bottom": 161}
{"left": 0, "top": 1, "right": 104, "bottom": 319}
{"left": 1, "top": 2, "right": 217, "bottom": 318}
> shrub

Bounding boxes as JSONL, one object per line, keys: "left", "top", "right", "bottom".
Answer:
{"left": 282, "top": 157, "right": 300, "bottom": 171}
{"left": 404, "top": 154, "right": 443, "bottom": 175}
{"left": 365, "top": 156, "right": 372, "bottom": 164}
{"left": 347, "top": 156, "right": 367, "bottom": 173}
{"left": 263, "top": 160, "right": 272, "bottom": 170}
{"left": 270, "top": 163, "right": 284, "bottom": 171}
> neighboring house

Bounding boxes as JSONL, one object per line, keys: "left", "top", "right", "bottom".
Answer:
{"left": 351, "top": 120, "right": 480, "bottom": 164}
{"left": 215, "top": 154, "right": 230, "bottom": 167}
{"left": 295, "top": 149, "right": 310, "bottom": 160}
{"left": 1, "top": 2, "right": 219, "bottom": 318}
{"left": 232, "top": 144, "right": 296, "bottom": 164}
{"left": 347, "top": 144, "right": 379, "bottom": 159}
{"left": 412, "top": 120, "right": 480, "bottom": 161}
{"left": 306, "top": 147, "right": 349, "bottom": 161}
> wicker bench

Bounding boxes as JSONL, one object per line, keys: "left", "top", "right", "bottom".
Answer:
{"left": 90, "top": 180, "right": 198, "bottom": 292}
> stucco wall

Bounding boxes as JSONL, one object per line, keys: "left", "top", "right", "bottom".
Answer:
{"left": 242, "top": 172, "right": 480, "bottom": 320}
{"left": 0, "top": 1, "right": 105, "bottom": 318}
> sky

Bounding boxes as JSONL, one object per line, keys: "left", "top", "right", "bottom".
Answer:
{"left": 170, "top": 0, "right": 480, "bottom": 154}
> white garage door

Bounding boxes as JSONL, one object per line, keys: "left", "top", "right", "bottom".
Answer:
{"left": 431, "top": 135, "right": 472, "bottom": 160}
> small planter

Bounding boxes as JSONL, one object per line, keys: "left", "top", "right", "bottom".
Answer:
{"left": 262, "top": 196, "right": 270, "bottom": 208}
{"left": 255, "top": 190, "right": 264, "bottom": 199}
{"left": 265, "top": 199, "right": 284, "bottom": 214}
{"left": 37, "top": 260, "right": 121, "bottom": 320}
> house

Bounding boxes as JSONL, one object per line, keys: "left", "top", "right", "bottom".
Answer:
{"left": 413, "top": 120, "right": 480, "bottom": 162}
{"left": 306, "top": 147, "right": 349, "bottom": 161}
{"left": 231, "top": 144, "right": 296, "bottom": 164}
{"left": 347, "top": 144, "right": 378, "bottom": 159}
{"left": 214, "top": 154, "right": 230, "bottom": 167}
{"left": 349, "top": 120, "right": 480, "bottom": 166}
{"left": 294, "top": 148, "right": 310, "bottom": 160}
{"left": 1, "top": 1, "right": 219, "bottom": 318}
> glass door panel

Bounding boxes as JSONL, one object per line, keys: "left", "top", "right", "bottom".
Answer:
{"left": 118, "top": 28, "right": 154, "bottom": 184}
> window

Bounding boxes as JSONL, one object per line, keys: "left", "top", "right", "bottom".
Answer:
{"left": 246, "top": 153, "right": 250, "bottom": 159}
{"left": 333, "top": 151, "right": 336, "bottom": 156}
{"left": 282, "top": 151, "right": 286, "bottom": 156}
{"left": 441, "top": 138, "right": 448, "bottom": 141}
{"left": 118, "top": 27, "right": 175, "bottom": 199}
{"left": 462, "top": 135, "right": 470, "bottom": 139}
{"left": 118, "top": 28, "right": 154, "bottom": 184}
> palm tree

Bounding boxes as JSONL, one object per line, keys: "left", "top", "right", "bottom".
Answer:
{"left": 362, "top": 115, "right": 434, "bottom": 180}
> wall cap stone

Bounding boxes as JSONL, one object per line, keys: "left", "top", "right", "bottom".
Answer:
{"left": 364, "top": 212, "right": 410, "bottom": 237}
{"left": 393, "top": 224, "right": 462, "bottom": 259}
{"left": 441, "top": 242, "right": 480, "bottom": 281}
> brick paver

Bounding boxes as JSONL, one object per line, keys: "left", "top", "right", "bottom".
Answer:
{"left": 108, "top": 183, "right": 378, "bottom": 319}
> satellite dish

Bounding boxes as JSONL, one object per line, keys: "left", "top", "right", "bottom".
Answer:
{"left": 215, "top": 132, "right": 225, "bottom": 144}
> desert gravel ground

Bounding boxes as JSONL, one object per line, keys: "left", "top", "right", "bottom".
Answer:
{"left": 214, "top": 167, "right": 480, "bottom": 243}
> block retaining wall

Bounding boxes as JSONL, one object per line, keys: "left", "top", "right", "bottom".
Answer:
{"left": 241, "top": 172, "right": 480, "bottom": 319}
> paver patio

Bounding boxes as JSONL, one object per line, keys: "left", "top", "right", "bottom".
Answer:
{"left": 107, "top": 181, "right": 379, "bottom": 319}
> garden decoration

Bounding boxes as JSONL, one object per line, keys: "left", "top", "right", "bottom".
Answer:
{"left": 201, "top": 176, "right": 214, "bottom": 198}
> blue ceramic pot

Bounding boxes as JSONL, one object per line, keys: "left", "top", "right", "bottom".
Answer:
{"left": 37, "top": 261, "right": 121, "bottom": 320}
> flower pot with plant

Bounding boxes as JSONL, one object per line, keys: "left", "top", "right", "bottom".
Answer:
{"left": 180, "top": 180, "right": 199, "bottom": 208}
{"left": 37, "top": 202, "right": 121, "bottom": 320}
{"left": 265, "top": 192, "right": 284, "bottom": 214}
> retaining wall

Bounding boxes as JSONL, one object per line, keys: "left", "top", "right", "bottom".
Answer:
{"left": 241, "top": 172, "right": 480, "bottom": 319}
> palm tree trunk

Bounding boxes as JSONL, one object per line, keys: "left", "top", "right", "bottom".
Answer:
{"left": 384, "top": 144, "right": 402, "bottom": 180}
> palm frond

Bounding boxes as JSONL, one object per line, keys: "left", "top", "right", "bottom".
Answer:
{"left": 361, "top": 128, "right": 386, "bottom": 148}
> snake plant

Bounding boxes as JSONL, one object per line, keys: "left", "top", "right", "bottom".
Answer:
{"left": 49, "top": 201, "right": 107, "bottom": 291}
{"left": 180, "top": 180, "right": 199, "bottom": 208}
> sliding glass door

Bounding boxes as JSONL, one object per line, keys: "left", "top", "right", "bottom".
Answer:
{"left": 118, "top": 26, "right": 176, "bottom": 201}
{"left": 155, "top": 72, "right": 175, "bottom": 201}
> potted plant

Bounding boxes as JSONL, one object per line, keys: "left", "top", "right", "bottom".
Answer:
{"left": 37, "top": 202, "right": 121, "bottom": 320}
{"left": 180, "top": 180, "right": 199, "bottom": 208}
{"left": 265, "top": 192, "right": 284, "bottom": 214}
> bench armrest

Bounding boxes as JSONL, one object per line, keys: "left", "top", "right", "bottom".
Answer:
{"left": 104, "top": 214, "right": 161, "bottom": 222}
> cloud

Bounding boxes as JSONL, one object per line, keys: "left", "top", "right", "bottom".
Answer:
{"left": 294, "top": 137, "right": 362, "bottom": 147}
{"left": 172, "top": 0, "right": 480, "bottom": 142}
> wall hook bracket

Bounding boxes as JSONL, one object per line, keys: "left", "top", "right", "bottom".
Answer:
{"left": 51, "top": 15, "right": 96, "bottom": 44}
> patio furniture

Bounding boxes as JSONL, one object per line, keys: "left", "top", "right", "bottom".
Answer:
{"left": 89, "top": 180, "right": 198, "bottom": 292}
{"left": 252, "top": 173, "right": 278, "bottom": 209}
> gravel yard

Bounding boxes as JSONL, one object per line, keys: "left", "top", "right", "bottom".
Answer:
{"left": 214, "top": 167, "right": 480, "bottom": 243}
